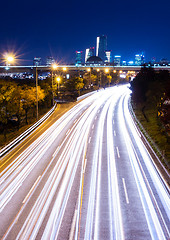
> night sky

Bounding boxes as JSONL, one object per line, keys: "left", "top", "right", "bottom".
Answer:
{"left": 0, "top": 0, "right": 170, "bottom": 64}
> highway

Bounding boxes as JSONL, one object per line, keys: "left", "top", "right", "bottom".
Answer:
{"left": 0, "top": 84, "right": 169, "bottom": 240}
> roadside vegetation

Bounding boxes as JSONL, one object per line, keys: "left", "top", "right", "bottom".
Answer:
{"left": 0, "top": 70, "right": 127, "bottom": 147}
{"left": 130, "top": 67, "right": 170, "bottom": 168}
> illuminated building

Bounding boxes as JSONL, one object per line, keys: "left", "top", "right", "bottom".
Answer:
{"left": 85, "top": 47, "right": 95, "bottom": 63}
{"left": 33, "top": 57, "right": 41, "bottom": 66}
{"left": 96, "top": 35, "right": 107, "bottom": 61}
{"left": 85, "top": 56, "right": 103, "bottom": 66}
{"left": 128, "top": 61, "right": 134, "bottom": 66}
{"left": 46, "top": 57, "right": 55, "bottom": 66}
{"left": 105, "top": 50, "right": 112, "bottom": 63}
{"left": 135, "top": 53, "right": 145, "bottom": 65}
{"left": 160, "top": 58, "right": 169, "bottom": 66}
{"left": 114, "top": 55, "right": 121, "bottom": 66}
{"left": 75, "top": 51, "right": 83, "bottom": 65}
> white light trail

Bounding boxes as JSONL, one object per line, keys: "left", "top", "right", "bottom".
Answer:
{"left": 107, "top": 89, "right": 125, "bottom": 240}
{"left": 122, "top": 178, "right": 129, "bottom": 204}
{"left": 118, "top": 88, "right": 170, "bottom": 240}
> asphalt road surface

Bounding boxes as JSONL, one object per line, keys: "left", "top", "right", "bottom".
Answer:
{"left": 0, "top": 84, "right": 169, "bottom": 240}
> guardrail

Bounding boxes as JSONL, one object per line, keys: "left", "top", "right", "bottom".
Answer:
{"left": 0, "top": 103, "right": 57, "bottom": 158}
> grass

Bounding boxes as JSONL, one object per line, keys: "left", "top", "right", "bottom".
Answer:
{"left": 132, "top": 102, "right": 170, "bottom": 168}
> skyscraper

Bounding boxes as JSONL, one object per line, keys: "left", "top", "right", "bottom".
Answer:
{"left": 135, "top": 53, "right": 145, "bottom": 65}
{"left": 75, "top": 51, "right": 83, "bottom": 65}
{"left": 114, "top": 55, "right": 121, "bottom": 66}
{"left": 96, "top": 35, "right": 107, "bottom": 61}
{"left": 85, "top": 47, "right": 95, "bottom": 63}
{"left": 46, "top": 57, "right": 55, "bottom": 66}
{"left": 33, "top": 57, "right": 41, "bottom": 66}
{"left": 105, "top": 50, "right": 112, "bottom": 63}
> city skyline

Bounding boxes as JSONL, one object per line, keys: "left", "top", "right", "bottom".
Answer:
{"left": 0, "top": 0, "right": 169, "bottom": 64}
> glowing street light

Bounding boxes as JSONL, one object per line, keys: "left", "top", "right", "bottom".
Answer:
{"left": 5, "top": 54, "right": 15, "bottom": 66}
{"left": 113, "top": 70, "right": 116, "bottom": 73}
{"left": 63, "top": 67, "right": 67, "bottom": 71}
{"left": 105, "top": 68, "right": 109, "bottom": 73}
{"left": 56, "top": 76, "right": 61, "bottom": 83}
{"left": 52, "top": 63, "right": 58, "bottom": 70}
{"left": 7, "top": 56, "right": 14, "bottom": 63}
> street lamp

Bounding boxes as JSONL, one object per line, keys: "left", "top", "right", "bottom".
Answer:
{"left": 105, "top": 68, "right": 109, "bottom": 73}
{"left": 6, "top": 56, "right": 14, "bottom": 65}
{"left": 35, "top": 66, "right": 38, "bottom": 121}
{"left": 96, "top": 68, "right": 100, "bottom": 88}
{"left": 5, "top": 54, "right": 15, "bottom": 66}
{"left": 56, "top": 77, "right": 61, "bottom": 100}
{"left": 105, "top": 68, "right": 111, "bottom": 87}
{"left": 87, "top": 68, "right": 91, "bottom": 87}
{"left": 51, "top": 64, "right": 58, "bottom": 106}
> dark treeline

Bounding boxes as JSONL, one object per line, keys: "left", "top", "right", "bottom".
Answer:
{"left": 130, "top": 67, "right": 170, "bottom": 123}
{"left": 130, "top": 66, "right": 170, "bottom": 161}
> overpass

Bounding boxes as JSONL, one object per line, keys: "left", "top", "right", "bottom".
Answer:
{"left": 0, "top": 64, "right": 170, "bottom": 74}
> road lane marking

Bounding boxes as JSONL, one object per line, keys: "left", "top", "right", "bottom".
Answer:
{"left": 66, "top": 129, "right": 70, "bottom": 135}
{"left": 69, "top": 209, "right": 78, "bottom": 240}
{"left": 74, "top": 119, "right": 77, "bottom": 123}
{"left": 116, "top": 146, "right": 120, "bottom": 158}
{"left": 113, "top": 120, "right": 114, "bottom": 124}
{"left": 22, "top": 175, "right": 41, "bottom": 204}
{"left": 83, "top": 159, "right": 87, "bottom": 173}
{"left": 95, "top": 116, "right": 97, "bottom": 120}
{"left": 52, "top": 146, "right": 60, "bottom": 158}
{"left": 88, "top": 137, "right": 91, "bottom": 144}
{"left": 122, "top": 178, "right": 129, "bottom": 204}
{"left": 114, "top": 130, "right": 116, "bottom": 136}
{"left": 92, "top": 124, "right": 94, "bottom": 129}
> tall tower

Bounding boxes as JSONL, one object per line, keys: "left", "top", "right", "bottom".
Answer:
{"left": 85, "top": 47, "right": 95, "bottom": 63}
{"left": 135, "top": 53, "right": 145, "bottom": 65}
{"left": 96, "top": 35, "right": 107, "bottom": 61}
{"left": 75, "top": 51, "right": 83, "bottom": 65}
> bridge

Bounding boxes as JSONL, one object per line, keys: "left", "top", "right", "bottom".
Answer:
{"left": 0, "top": 65, "right": 170, "bottom": 74}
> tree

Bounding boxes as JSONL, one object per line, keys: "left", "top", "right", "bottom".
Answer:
{"left": 0, "top": 80, "right": 20, "bottom": 138}
{"left": 64, "top": 77, "right": 84, "bottom": 99}
{"left": 22, "top": 85, "right": 45, "bottom": 122}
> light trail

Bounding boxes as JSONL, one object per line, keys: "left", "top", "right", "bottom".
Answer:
{"left": 107, "top": 91, "right": 125, "bottom": 240}
{"left": 118, "top": 88, "right": 170, "bottom": 240}
{"left": 0, "top": 84, "right": 169, "bottom": 240}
